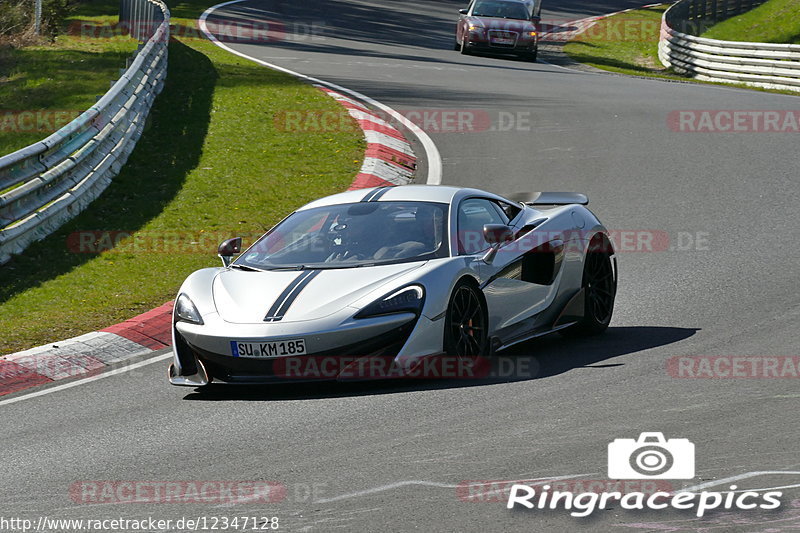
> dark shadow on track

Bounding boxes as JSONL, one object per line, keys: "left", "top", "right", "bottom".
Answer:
{"left": 202, "top": 2, "right": 597, "bottom": 73}
{"left": 182, "top": 325, "right": 698, "bottom": 401}
{"left": 211, "top": 0, "right": 650, "bottom": 52}
{"left": 204, "top": 9, "right": 563, "bottom": 74}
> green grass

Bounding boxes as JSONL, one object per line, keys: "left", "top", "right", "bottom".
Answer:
{"left": 0, "top": 16, "right": 138, "bottom": 155}
{"left": 0, "top": 0, "right": 364, "bottom": 354}
{"left": 563, "top": 3, "right": 799, "bottom": 94}
{"left": 701, "top": 0, "right": 800, "bottom": 44}
{"left": 563, "top": 5, "right": 674, "bottom": 77}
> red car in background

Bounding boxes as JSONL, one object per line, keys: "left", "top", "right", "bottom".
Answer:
{"left": 455, "top": 0, "right": 541, "bottom": 61}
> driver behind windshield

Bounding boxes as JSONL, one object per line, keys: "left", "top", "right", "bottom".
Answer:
{"left": 472, "top": 0, "right": 531, "bottom": 20}
{"left": 237, "top": 201, "right": 448, "bottom": 270}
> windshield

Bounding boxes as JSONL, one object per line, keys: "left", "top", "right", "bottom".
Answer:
{"left": 234, "top": 201, "right": 449, "bottom": 270}
{"left": 472, "top": 0, "right": 532, "bottom": 20}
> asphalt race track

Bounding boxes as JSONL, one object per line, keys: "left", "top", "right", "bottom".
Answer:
{"left": 2, "top": 1, "right": 799, "bottom": 531}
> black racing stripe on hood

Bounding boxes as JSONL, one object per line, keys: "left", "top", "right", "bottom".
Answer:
{"left": 368, "top": 185, "right": 393, "bottom": 202}
{"left": 263, "top": 270, "right": 320, "bottom": 322}
{"left": 360, "top": 186, "right": 388, "bottom": 202}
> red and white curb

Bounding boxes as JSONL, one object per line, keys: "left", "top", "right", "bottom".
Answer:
{"left": 539, "top": 3, "right": 665, "bottom": 42}
{"left": 316, "top": 86, "right": 416, "bottom": 189}
{"left": 198, "top": 0, "right": 441, "bottom": 184}
{"left": 0, "top": 36, "right": 422, "bottom": 398}
{"left": 0, "top": 302, "right": 173, "bottom": 396}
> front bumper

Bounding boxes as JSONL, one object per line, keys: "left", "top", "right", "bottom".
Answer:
{"left": 169, "top": 311, "right": 423, "bottom": 386}
{"left": 464, "top": 34, "right": 537, "bottom": 55}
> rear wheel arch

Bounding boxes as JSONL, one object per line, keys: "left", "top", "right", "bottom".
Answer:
{"left": 587, "top": 232, "right": 614, "bottom": 256}
{"left": 560, "top": 232, "right": 617, "bottom": 337}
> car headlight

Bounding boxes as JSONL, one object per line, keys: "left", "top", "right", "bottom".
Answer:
{"left": 528, "top": 31, "right": 537, "bottom": 37}
{"left": 355, "top": 285, "right": 425, "bottom": 319}
{"left": 174, "top": 294, "right": 204, "bottom": 325}
{"left": 468, "top": 25, "right": 483, "bottom": 33}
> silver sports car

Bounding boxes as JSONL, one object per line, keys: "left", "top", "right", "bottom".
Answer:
{"left": 168, "top": 185, "right": 617, "bottom": 386}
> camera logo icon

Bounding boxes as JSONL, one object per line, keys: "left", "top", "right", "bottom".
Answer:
{"left": 608, "top": 432, "right": 695, "bottom": 479}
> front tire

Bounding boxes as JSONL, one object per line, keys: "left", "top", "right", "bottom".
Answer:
{"left": 453, "top": 40, "right": 461, "bottom": 51}
{"left": 444, "top": 280, "right": 487, "bottom": 356}
{"left": 520, "top": 47, "right": 537, "bottom": 62}
{"left": 561, "top": 244, "right": 616, "bottom": 337}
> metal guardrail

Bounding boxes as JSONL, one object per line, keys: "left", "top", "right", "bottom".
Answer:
{"left": 659, "top": 0, "right": 800, "bottom": 92}
{"left": 0, "top": 0, "right": 170, "bottom": 265}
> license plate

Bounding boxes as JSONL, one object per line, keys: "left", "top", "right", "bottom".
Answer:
{"left": 491, "top": 37, "right": 514, "bottom": 45}
{"left": 231, "top": 339, "right": 307, "bottom": 358}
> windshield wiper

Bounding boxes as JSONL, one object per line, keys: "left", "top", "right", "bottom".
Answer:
{"left": 229, "top": 264, "right": 260, "bottom": 272}
{"left": 264, "top": 265, "right": 307, "bottom": 271}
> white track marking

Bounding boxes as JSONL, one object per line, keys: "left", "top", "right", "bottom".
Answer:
{"left": 314, "top": 476, "right": 594, "bottom": 505}
{"left": 285, "top": 471, "right": 800, "bottom": 507}
{"left": 0, "top": 353, "right": 172, "bottom": 407}
{"left": 198, "top": 0, "right": 442, "bottom": 184}
{"left": 678, "top": 471, "right": 800, "bottom": 493}
{"left": 212, "top": 474, "right": 592, "bottom": 508}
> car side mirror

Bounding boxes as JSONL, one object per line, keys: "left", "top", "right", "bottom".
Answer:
{"left": 218, "top": 237, "right": 242, "bottom": 267}
{"left": 482, "top": 224, "right": 513, "bottom": 263}
{"left": 458, "top": 8, "right": 468, "bottom": 15}
{"left": 484, "top": 224, "right": 513, "bottom": 245}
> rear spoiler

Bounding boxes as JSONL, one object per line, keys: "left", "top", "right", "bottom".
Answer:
{"left": 507, "top": 192, "right": 589, "bottom": 206}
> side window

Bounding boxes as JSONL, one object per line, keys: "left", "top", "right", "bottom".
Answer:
{"left": 457, "top": 198, "right": 506, "bottom": 254}
{"left": 496, "top": 201, "right": 522, "bottom": 222}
